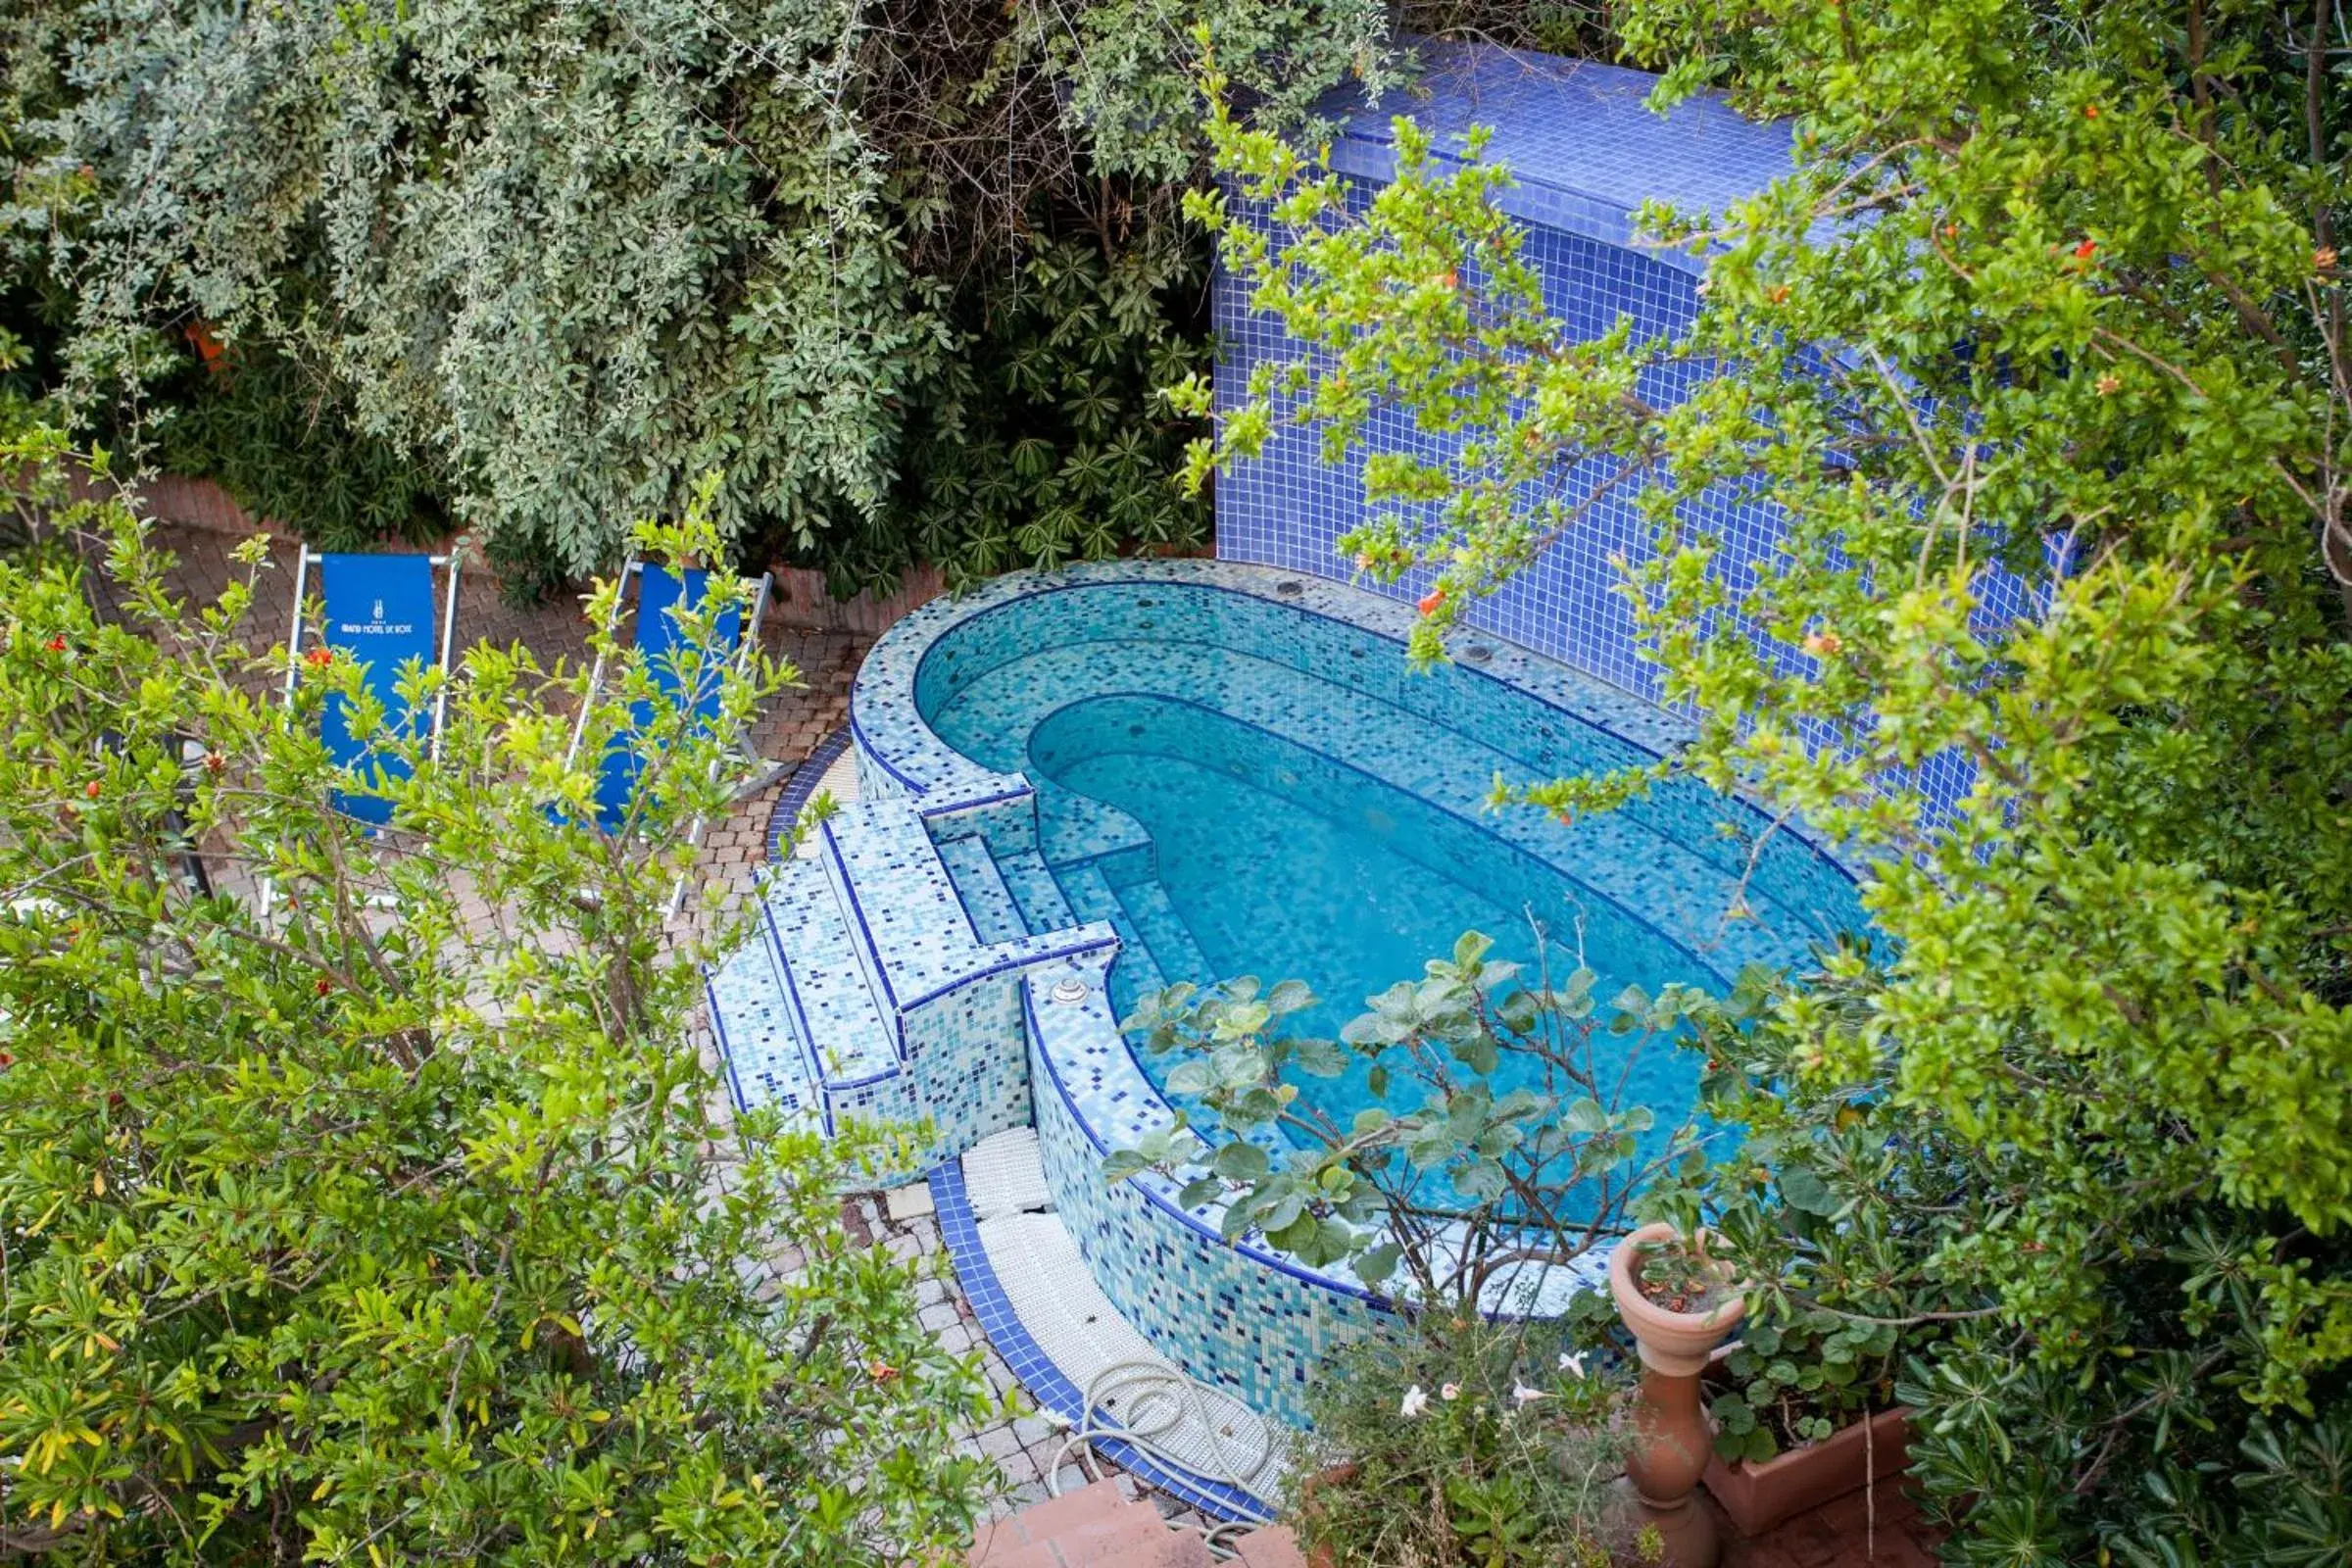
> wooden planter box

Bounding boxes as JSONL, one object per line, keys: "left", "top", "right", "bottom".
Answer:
{"left": 1702, "top": 1404, "right": 1913, "bottom": 1538}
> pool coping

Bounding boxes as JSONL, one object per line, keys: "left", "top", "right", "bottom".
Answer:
{"left": 852, "top": 558, "right": 1867, "bottom": 888}
{"left": 763, "top": 722, "right": 854, "bottom": 858}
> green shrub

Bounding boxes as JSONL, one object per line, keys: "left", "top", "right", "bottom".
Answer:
{"left": 1288, "top": 1315, "right": 1634, "bottom": 1568}
{"left": 3, "top": 0, "right": 1399, "bottom": 593}
{"left": 1184, "top": 0, "right": 2352, "bottom": 1556}
{"left": 155, "top": 341, "right": 451, "bottom": 551}
{"left": 0, "top": 432, "right": 1002, "bottom": 1562}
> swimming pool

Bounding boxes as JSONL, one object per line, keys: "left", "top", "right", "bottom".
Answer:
{"left": 812, "top": 560, "right": 1866, "bottom": 1422}
{"left": 908, "top": 578, "right": 1866, "bottom": 1146}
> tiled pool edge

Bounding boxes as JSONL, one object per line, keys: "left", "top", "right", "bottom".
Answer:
{"left": 763, "top": 723, "right": 854, "bottom": 858}
{"left": 926, "top": 1158, "right": 1280, "bottom": 1524}
{"left": 850, "top": 560, "right": 1869, "bottom": 887}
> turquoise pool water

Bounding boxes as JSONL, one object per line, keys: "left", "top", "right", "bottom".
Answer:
{"left": 913, "top": 582, "right": 1867, "bottom": 1145}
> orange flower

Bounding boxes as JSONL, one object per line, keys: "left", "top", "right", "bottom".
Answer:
{"left": 44, "top": 634, "right": 66, "bottom": 653}
{"left": 1802, "top": 631, "right": 1844, "bottom": 658}
{"left": 1415, "top": 587, "right": 1446, "bottom": 616}
{"left": 2073, "top": 239, "right": 2096, "bottom": 262}
{"left": 305, "top": 646, "right": 335, "bottom": 667}
{"left": 866, "top": 1358, "right": 899, "bottom": 1384}
{"left": 83, "top": 780, "right": 103, "bottom": 800}
{"left": 2082, "top": 104, "right": 2099, "bottom": 119}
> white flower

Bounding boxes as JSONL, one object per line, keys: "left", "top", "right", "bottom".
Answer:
{"left": 1557, "top": 1351, "right": 1588, "bottom": 1379}
{"left": 1440, "top": 1383, "right": 1461, "bottom": 1401}
{"left": 1399, "top": 1384, "right": 1430, "bottom": 1419}
{"left": 1511, "top": 1383, "right": 1547, "bottom": 1404}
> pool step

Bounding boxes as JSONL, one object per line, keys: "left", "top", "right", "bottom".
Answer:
{"left": 936, "top": 834, "right": 1028, "bottom": 944}
{"left": 704, "top": 933, "right": 825, "bottom": 1130}
{"left": 818, "top": 796, "right": 985, "bottom": 1009}
{"left": 1037, "top": 790, "right": 1152, "bottom": 870}
{"left": 760, "top": 858, "right": 900, "bottom": 1091}
{"left": 710, "top": 787, "right": 1123, "bottom": 1178}
{"left": 996, "top": 847, "right": 1078, "bottom": 936}
{"left": 1106, "top": 876, "right": 1213, "bottom": 992}
{"left": 1056, "top": 861, "right": 1167, "bottom": 1020}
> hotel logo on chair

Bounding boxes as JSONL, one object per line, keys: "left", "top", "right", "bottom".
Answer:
{"left": 336, "top": 597, "right": 417, "bottom": 638}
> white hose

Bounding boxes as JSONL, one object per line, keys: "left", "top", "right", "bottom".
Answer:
{"left": 1042, "top": 1355, "right": 1281, "bottom": 1554}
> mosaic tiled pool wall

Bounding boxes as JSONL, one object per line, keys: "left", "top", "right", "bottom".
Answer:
{"left": 1212, "top": 43, "right": 2038, "bottom": 820}
{"left": 1022, "top": 949, "right": 1385, "bottom": 1425}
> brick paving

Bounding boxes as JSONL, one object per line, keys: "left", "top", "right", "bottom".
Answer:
{"left": 97, "top": 519, "right": 1936, "bottom": 1564}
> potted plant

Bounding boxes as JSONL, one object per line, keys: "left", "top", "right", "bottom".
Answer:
{"left": 1698, "top": 1311, "right": 1915, "bottom": 1536}
{"left": 1608, "top": 1223, "right": 1746, "bottom": 1568}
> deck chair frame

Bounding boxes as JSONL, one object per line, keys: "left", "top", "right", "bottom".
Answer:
{"left": 266, "top": 546, "right": 464, "bottom": 916}
{"left": 564, "top": 558, "right": 773, "bottom": 913}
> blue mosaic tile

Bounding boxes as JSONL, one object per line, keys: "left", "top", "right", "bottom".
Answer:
{"left": 704, "top": 923, "right": 827, "bottom": 1134}
{"left": 992, "top": 846, "right": 1078, "bottom": 937}
{"left": 934, "top": 835, "right": 1027, "bottom": 944}
{"left": 764, "top": 724, "right": 852, "bottom": 859}
{"left": 760, "top": 858, "right": 897, "bottom": 1087}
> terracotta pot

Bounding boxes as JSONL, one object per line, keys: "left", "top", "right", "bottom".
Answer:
{"left": 1703, "top": 1404, "right": 1913, "bottom": 1539}
{"left": 1608, "top": 1223, "right": 1748, "bottom": 1568}
{"left": 1608, "top": 1222, "right": 1745, "bottom": 1377}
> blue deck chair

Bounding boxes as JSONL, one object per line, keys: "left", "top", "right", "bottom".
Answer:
{"left": 564, "top": 561, "right": 772, "bottom": 903}
{"left": 282, "top": 547, "right": 462, "bottom": 826}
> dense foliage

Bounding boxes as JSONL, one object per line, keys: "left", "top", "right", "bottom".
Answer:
{"left": 1186, "top": 0, "right": 2352, "bottom": 1560}
{"left": 0, "top": 429, "right": 998, "bottom": 1561}
{"left": 0, "top": 0, "right": 1414, "bottom": 591}
{"left": 811, "top": 232, "right": 1211, "bottom": 596}
{"left": 1287, "top": 1315, "right": 1631, "bottom": 1568}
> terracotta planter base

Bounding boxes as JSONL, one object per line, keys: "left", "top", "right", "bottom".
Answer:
{"left": 1702, "top": 1404, "right": 1913, "bottom": 1539}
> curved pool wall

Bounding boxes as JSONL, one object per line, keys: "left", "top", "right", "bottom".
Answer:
{"left": 822, "top": 558, "right": 1865, "bottom": 1423}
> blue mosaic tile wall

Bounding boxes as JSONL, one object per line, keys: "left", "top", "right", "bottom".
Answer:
{"left": 1023, "top": 950, "right": 1384, "bottom": 1427}
{"left": 1214, "top": 43, "right": 2037, "bottom": 821}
